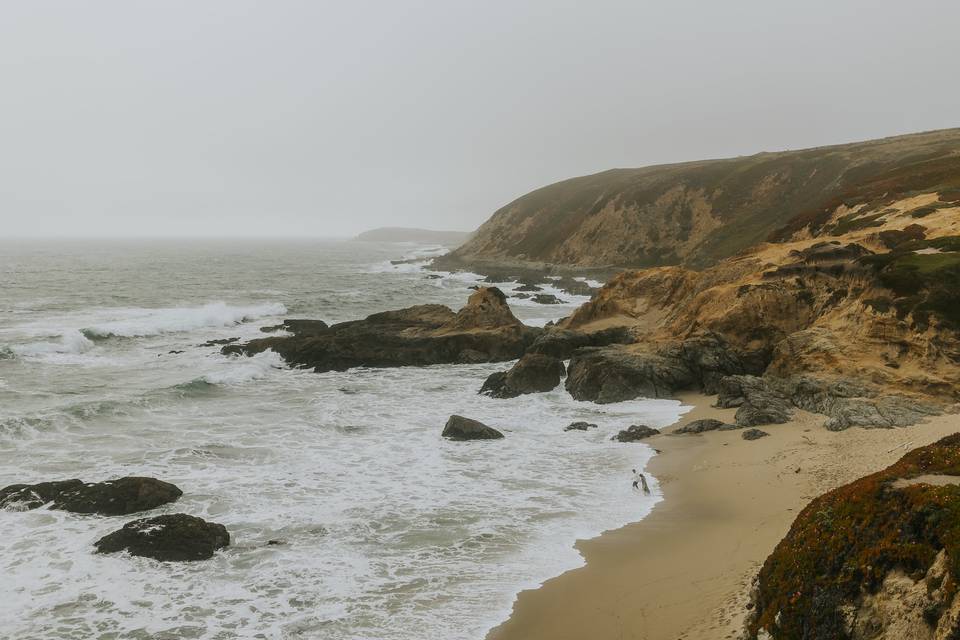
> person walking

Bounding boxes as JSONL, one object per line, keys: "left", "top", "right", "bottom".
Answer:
{"left": 632, "top": 468, "right": 650, "bottom": 494}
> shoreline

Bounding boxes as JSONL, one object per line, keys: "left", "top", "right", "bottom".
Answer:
{"left": 486, "top": 393, "right": 960, "bottom": 640}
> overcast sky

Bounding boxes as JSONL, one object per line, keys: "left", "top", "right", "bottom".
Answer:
{"left": 2, "top": 1, "right": 958, "bottom": 238}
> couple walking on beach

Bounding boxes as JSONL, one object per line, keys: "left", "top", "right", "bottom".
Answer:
{"left": 632, "top": 469, "right": 650, "bottom": 494}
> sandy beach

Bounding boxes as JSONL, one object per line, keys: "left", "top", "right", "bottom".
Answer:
{"left": 487, "top": 393, "right": 960, "bottom": 640}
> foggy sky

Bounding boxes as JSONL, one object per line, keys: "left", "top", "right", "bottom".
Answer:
{"left": 2, "top": 0, "right": 959, "bottom": 238}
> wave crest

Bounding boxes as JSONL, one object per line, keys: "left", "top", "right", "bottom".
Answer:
{"left": 81, "top": 302, "right": 287, "bottom": 339}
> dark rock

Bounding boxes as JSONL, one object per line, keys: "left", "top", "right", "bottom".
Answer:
{"left": 0, "top": 479, "right": 84, "bottom": 511}
{"left": 565, "top": 332, "right": 768, "bottom": 404}
{"left": 514, "top": 283, "right": 542, "bottom": 292}
{"left": 480, "top": 353, "right": 565, "bottom": 398}
{"left": 273, "top": 319, "right": 330, "bottom": 337}
{"left": 94, "top": 514, "right": 229, "bottom": 561}
{"left": 225, "top": 289, "right": 540, "bottom": 372}
{"left": 511, "top": 293, "right": 532, "bottom": 299}
{"left": 674, "top": 418, "right": 737, "bottom": 434}
{"left": 198, "top": 337, "right": 240, "bottom": 347}
{"left": 533, "top": 294, "right": 566, "bottom": 305}
{"left": 554, "top": 277, "right": 600, "bottom": 297}
{"left": 527, "top": 327, "right": 635, "bottom": 360}
{"left": 442, "top": 415, "right": 504, "bottom": 440}
{"left": 425, "top": 274, "right": 442, "bottom": 279}
{"left": 612, "top": 425, "right": 660, "bottom": 442}
{"left": 1, "top": 477, "right": 182, "bottom": 515}
{"left": 565, "top": 421, "right": 598, "bottom": 431}
{"left": 716, "top": 375, "right": 793, "bottom": 427}
{"left": 742, "top": 428, "right": 769, "bottom": 440}
{"left": 167, "top": 350, "right": 185, "bottom": 354}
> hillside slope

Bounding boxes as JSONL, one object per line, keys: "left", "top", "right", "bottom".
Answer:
{"left": 441, "top": 128, "right": 960, "bottom": 271}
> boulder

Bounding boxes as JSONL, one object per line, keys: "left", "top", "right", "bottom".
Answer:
{"left": 716, "top": 375, "right": 793, "bottom": 427}
{"left": 674, "top": 418, "right": 736, "bottom": 434}
{"left": 612, "top": 425, "right": 660, "bottom": 442}
{"left": 442, "top": 415, "right": 504, "bottom": 441}
{"left": 94, "top": 514, "right": 230, "bottom": 561}
{"left": 514, "top": 283, "right": 542, "bottom": 292}
{"left": 533, "top": 294, "right": 566, "bottom": 305}
{"left": 741, "top": 428, "right": 770, "bottom": 440}
{"left": 565, "top": 421, "right": 598, "bottom": 431}
{"left": 0, "top": 477, "right": 182, "bottom": 515}
{"left": 225, "top": 288, "right": 540, "bottom": 372}
{"left": 479, "top": 353, "right": 566, "bottom": 398}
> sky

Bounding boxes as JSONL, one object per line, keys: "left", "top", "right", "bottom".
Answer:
{"left": 1, "top": 1, "right": 959, "bottom": 238}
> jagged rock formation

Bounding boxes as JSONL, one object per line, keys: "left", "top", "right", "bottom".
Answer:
{"left": 225, "top": 287, "right": 540, "bottom": 371}
{"left": 439, "top": 129, "right": 960, "bottom": 271}
{"left": 744, "top": 434, "right": 960, "bottom": 639}
{"left": 0, "top": 477, "right": 182, "bottom": 515}
{"left": 94, "top": 514, "right": 230, "bottom": 562}
{"left": 479, "top": 353, "right": 565, "bottom": 398}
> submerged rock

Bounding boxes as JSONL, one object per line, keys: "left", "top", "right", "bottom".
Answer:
{"left": 94, "top": 513, "right": 230, "bottom": 561}
{"left": 564, "top": 421, "right": 598, "bottom": 431}
{"left": 198, "top": 337, "right": 240, "bottom": 347}
{"left": 225, "top": 288, "right": 539, "bottom": 372}
{"left": 612, "top": 425, "right": 660, "bottom": 442}
{"left": 0, "top": 477, "right": 182, "bottom": 515}
{"left": 441, "top": 415, "right": 504, "bottom": 441}
{"left": 479, "top": 353, "right": 565, "bottom": 398}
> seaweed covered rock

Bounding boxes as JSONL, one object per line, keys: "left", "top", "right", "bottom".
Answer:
{"left": 441, "top": 415, "right": 504, "bottom": 441}
{"left": 94, "top": 514, "right": 230, "bottom": 561}
{"left": 479, "top": 353, "right": 565, "bottom": 398}
{"left": 224, "top": 288, "right": 540, "bottom": 372}
{"left": 745, "top": 433, "right": 960, "bottom": 639}
{"left": 0, "top": 477, "right": 182, "bottom": 515}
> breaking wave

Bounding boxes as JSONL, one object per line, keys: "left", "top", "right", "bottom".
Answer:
{"left": 80, "top": 302, "right": 287, "bottom": 339}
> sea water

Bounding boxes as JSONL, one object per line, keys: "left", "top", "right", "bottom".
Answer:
{"left": 0, "top": 239, "right": 687, "bottom": 640}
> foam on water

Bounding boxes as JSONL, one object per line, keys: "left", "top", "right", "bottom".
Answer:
{"left": 81, "top": 302, "right": 288, "bottom": 338}
{"left": 0, "top": 239, "right": 676, "bottom": 640}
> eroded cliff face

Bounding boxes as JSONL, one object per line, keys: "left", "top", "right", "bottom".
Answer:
{"left": 442, "top": 128, "right": 960, "bottom": 271}
{"left": 558, "top": 188, "right": 960, "bottom": 400}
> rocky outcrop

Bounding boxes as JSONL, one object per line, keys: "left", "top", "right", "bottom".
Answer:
{"left": 744, "top": 433, "right": 960, "bottom": 639}
{"left": 260, "top": 319, "right": 330, "bottom": 336}
{"left": 565, "top": 421, "right": 598, "bottom": 431}
{"left": 674, "top": 418, "right": 736, "bottom": 434}
{"left": 94, "top": 514, "right": 230, "bottom": 561}
{"left": 479, "top": 353, "right": 565, "bottom": 398}
{"left": 224, "top": 288, "right": 540, "bottom": 372}
{"left": 612, "top": 425, "right": 660, "bottom": 442}
{"left": 0, "top": 477, "right": 182, "bottom": 515}
{"left": 526, "top": 326, "right": 635, "bottom": 360}
{"left": 441, "top": 415, "right": 504, "bottom": 441}
{"left": 716, "top": 374, "right": 941, "bottom": 429}
{"left": 565, "top": 332, "right": 767, "bottom": 404}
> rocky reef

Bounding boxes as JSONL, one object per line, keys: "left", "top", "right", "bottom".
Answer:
{"left": 744, "top": 434, "right": 960, "bottom": 639}
{"left": 225, "top": 287, "right": 540, "bottom": 371}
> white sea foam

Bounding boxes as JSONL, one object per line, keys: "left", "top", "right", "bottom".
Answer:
{"left": 199, "top": 351, "right": 284, "bottom": 385}
{"left": 11, "top": 330, "right": 96, "bottom": 359}
{"left": 81, "top": 302, "right": 287, "bottom": 338}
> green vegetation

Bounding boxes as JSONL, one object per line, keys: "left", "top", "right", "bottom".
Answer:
{"left": 860, "top": 236, "right": 960, "bottom": 328}
{"left": 751, "top": 434, "right": 960, "bottom": 639}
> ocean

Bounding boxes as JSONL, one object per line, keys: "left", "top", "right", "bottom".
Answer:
{"left": 0, "top": 239, "right": 688, "bottom": 640}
